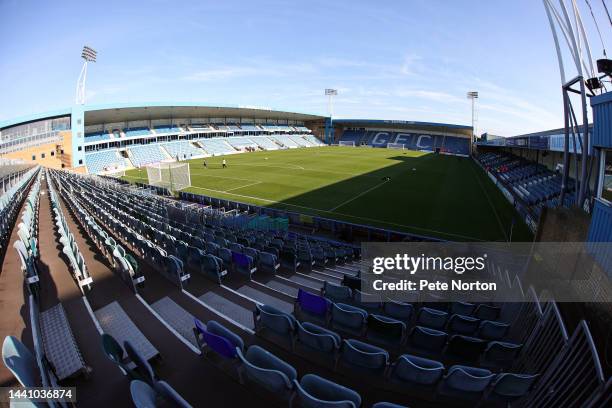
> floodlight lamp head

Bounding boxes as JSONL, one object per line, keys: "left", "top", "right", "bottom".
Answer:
{"left": 81, "top": 46, "right": 97, "bottom": 62}
{"left": 597, "top": 59, "right": 612, "bottom": 76}
{"left": 467, "top": 91, "right": 479, "bottom": 99}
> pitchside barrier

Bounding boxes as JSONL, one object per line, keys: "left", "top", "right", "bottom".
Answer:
{"left": 177, "top": 190, "right": 441, "bottom": 243}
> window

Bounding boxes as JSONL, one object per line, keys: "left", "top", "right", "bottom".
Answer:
{"left": 51, "top": 151, "right": 55, "bottom": 156}
{"left": 599, "top": 149, "right": 612, "bottom": 203}
{"left": 78, "top": 146, "right": 82, "bottom": 151}
{"left": 41, "top": 153, "right": 45, "bottom": 159}
{"left": 32, "top": 155, "right": 36, "bottom": 160}
{"left": 78, "top": 159, "right": 83, "bottom": 165}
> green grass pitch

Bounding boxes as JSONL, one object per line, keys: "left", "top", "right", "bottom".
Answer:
{"left": 124, "top": 146, "right": 533, "bottom": 242}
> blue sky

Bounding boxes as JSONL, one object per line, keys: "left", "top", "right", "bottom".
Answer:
{"left": 1, "top": 0, "right": 610, "bottom": 135}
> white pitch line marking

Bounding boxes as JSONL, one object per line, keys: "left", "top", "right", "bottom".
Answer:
{"left": 225, "top": 181, "right": 262, "bottom": 192}
{"left": 328, "top": 179, "right": 391, "bottom": 212}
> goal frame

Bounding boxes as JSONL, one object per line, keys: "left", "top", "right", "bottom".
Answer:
{"left": 339, "top": 140, "right": 356, "bottom": 147}
{"left": 146, "top": 162, "right": 191, "bottom": 192}
{"left": 387, "top": 143, "right": 405, "bottom": 150}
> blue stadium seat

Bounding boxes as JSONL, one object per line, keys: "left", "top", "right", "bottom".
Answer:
{"left": 447, "top": 314, "right": 480, "bottom": 335}
{"left": 445, "top": 335, "right": 487, "bottom": 361}
{"left": 338, "top": 339, "right": 389, "bottom": 373}
{"left": 408, "top": 326, "right": 448, "bottom": 353}
{"left": 437, "top": 365, "right": 495, "bottom": 400}
{"left": 366, "top": 314, "right": 406, "bottom": 347}
{"left": 2, "top": 336, "right": 40, "bottom": 387}
{"left": 450, "top": 301, "right": 476, "bottom": 316}
{"left": 323, "top": 281, "right": 352, "bottom": 303}
{"left": 237, "top": 345, "right": 297, "bottom": 398}
{"left": 389, "top": 354, "right": 444, "bottom": 387}
{"left": 331, "top": 303, "right": 368, "bottom": 336}
{"left": 416, "top": 307, "right": 448, "bottom": 330}
{"left": 293, "top": 374, "right": 362, "bottom": 408}
{"left": 295, "top": 289, "right": 332, "bottom": 325}
{"left": 383, "top": 301, "right": 413, "bottom": 323}
{"left": 193, "top": 319, "right": 244, "bottom": 359}
{"left": 296, "top": 321, "right": 341, "bottom": 362}
{"left": 255, "top": 304, "right": 297, "bottom": 349}
{"left": 474, "top": 304, "right": 501, "bottom": 321}
{"left": 485, "top": 373, "right": 539, "bottom": 403}
{"left": 482, "top": 341, "right": 523, "bottom": 367}
{"left": 477, "top": 320, "right": 509, "bottom": 340}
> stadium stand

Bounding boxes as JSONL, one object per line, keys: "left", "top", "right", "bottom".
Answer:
{"left": 0, "top": 164, "right": 608, "bottom": 407}
{"left": 250, "top": 136, "right": 279, "bottom": 150}
{"left": 476, "top": 151, "right": 576, "bottom": 212}
{"left": 128, "top": 144, "right": 168, "bottom": 167}
{"left": 85, "top": 150, "right": 128, "bottom": 174}
{"left": 339, "top": 130, "right": 470, "bottom": 155}
{"left": 269, "top": 134, "right": 299, "bottom": 148}
{"left": 124, "top": 127, "right": 151, "bottom": 137}
{"left": 198, "top": 138, "right": 237, "bottom": 155}
{"left": 162, "top": 141, "right": 206, "bottom": 159}
{"left": 226, "top": 137, "right": 258, "bottom": 150}
{"left": 154, "top": 124, "right": 181, "bottom": 134}
{"left": 85, "top": 131, "right": 112, "bottom": 143}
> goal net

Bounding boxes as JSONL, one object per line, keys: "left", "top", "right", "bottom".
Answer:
{"left": 146, "top": 162, "right": 191, "bottom": 192}
{"left": 339, "top": 140, "right": 356, "bottom": 147}
{"left": 387, "top": 143, "right": 405, "bottom": 150}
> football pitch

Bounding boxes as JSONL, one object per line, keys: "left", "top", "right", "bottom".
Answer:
{"left": 123, "top": 146, "right": 533, "bottom": 242}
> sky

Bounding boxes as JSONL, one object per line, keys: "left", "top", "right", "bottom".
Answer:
{"left": 1, "top": 0, "right": 611, "bottom": 135}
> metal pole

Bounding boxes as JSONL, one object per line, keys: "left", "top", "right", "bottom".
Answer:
{"left": 559, "top": 88, "right": 570, "bottom": 206}
{"left": 578, "top": 78, "right": 590, "bottom": 207}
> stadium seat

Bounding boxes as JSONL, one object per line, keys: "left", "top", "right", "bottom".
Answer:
{"left": 352, "top": 290, "right": 382, "bottom": 312}
{"left": 331, "top": 303, "right": 368, "bottom": 336}
{"left": 383, "top": 301, "right": 414, "bottom": 323}
{"left": 255, "top": 304, "right": 297, "bottom": 349}
{"left": 408, "top": 326, "right": 448, "bottom": 353}
{"left": 293, "top": 374, "right": 362, "bottom": 408}
{"left": 416, "top": 307, "right": 448, "bottom": 330}
{"left": 366, "top": 314, "right": 406, "bottom": 347}
{"left": 481, "top": 341, "right": 523, "bottom": 367}
{"left": 2, "top": 336, "right": 40, "bottom": 387}
{"left": 124, "top": 340, "right": 157, "bottom": 385}
{"left": 296, "top": 321, "right": 341, "bottom": 362}
{"left": 445, "top": 335, "right": 487, "bottom": 362}
{"left": 295, "top": 289, "right": 331, "bottom": 325}
{"left": 338, "top": 339, "right": 389, "bottom": 373}
{"left": 237, "top": 345, "right": 297, "bottom": 398}
{"left": 450, "top": 302, "right": 476, "bottom": 317}
{"left": 323, "top": 281, "right": 352, "bottom": 303}
{"left": 474, "top": 304, "right": 501, "bottom": 321}
{"left": 485, "top": 373, "right": 539, "bottom": 403}
{"left": 389, "top": 354, "right": 444, "bottom": 387}
{"left": 437, "top": 365, "right": 495, "bottom": 401}
{"left": 477, "top": 320, "right": 510, "bottom": 340}
{"left": 130, "top": 380, "right": 192, "bottom": 408}
{"left": 193, "top": 319, "right": 244, "bottom": 359}
{"left": 447, "top": 314, "right": 480, "bottom": 335}
{"left": 258, "top": 251, "right": 280, "bottom": 273}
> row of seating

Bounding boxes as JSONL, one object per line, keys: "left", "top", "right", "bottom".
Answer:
{"left": 255, "top": 290, "right": 522, "bottom": 370}
{"left": 0, "top": 166, "right": 38, "bottom": 255}
{"left": 47, "top": 171, "right": 93, "bottom": 291}
{"left": 84, "top": 150, "right": 128, "bottom": 174}
{"left": 49, "top": 171, "right": 142, "bottom": 289}
{"left": 194, "top": 318, "right": 407, "bottom": 408}
{"left": 162, "top": 141, "right": 206, "bottom": 159}
{"left": 476, "top": 151, "right": 577, "bottom": 208}
{"left": 338, "top": 130, "right": 470, "bottom": 155}
{"left": 128, "top": 144, "right": 168, "bottom": 167}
